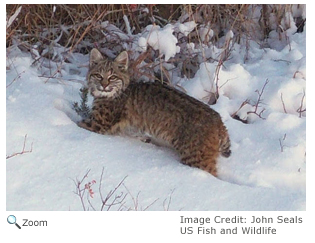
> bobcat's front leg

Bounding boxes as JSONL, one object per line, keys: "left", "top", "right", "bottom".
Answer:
{"left": 77, "top": 102, "right": 126, "bottom": 135}
{"left": 77, "top": 118, "right": 105, "bottom": 134}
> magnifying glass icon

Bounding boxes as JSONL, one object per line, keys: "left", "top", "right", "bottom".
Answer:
{"left": 7, "top": 215, "right": 21, "bottom": 229}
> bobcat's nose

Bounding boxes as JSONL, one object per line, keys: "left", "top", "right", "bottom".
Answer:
{"left": 100, "top": 80, "right": 109, "bottom": 89}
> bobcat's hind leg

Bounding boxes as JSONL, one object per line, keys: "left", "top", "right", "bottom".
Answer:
{"left": 180, "top": 148, "right": 219, "bottom": 177}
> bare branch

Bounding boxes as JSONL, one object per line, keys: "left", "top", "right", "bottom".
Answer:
{"left": 280, "top": 93, "right": 287, "bottom": 114}
{"left": 99, "top": 168, "right": 128, "bottom": 211}
{"left": 72, "top": 168, "right": 173, "bottom": 211}
{"left": 71, "top": 169, "right": 91, "bottom": 211}
{"left": 6, "top": 134, "right": 33, "bottom": 159}
{"left": 6, "top": 70, "right": 26, "bottom": 88}
{"left": 163, "top": 189, "right": 175, "bottom": 211}
{"left": 297, "top": 89, "right": 306, "bottom": 118}
{"left": 247, "top": 79, "right": 269, "bottom": 120}
{"left": 279, "top": 133, "right": 287, "bottom": 152}
{"left": 231, "top": 99, "right": 250, "bottom": 123}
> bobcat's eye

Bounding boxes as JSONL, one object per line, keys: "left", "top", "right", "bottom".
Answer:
{"left": 108, "top": 75, "right": 118, "bottom": 82}
{"left": 93, "top": 74, "right": 103, "bottom": 80}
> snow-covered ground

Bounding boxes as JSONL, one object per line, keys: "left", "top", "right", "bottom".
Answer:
{"left": 6, "top": 15, "right": 305, "bottom": 211}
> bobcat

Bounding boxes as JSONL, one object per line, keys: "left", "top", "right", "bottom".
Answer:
{"left": 78, "top": 48, "right": 231, "bottom": 177}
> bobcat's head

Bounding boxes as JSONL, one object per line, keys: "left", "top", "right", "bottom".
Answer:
{"left": 87, "top": 49, "right": 130, "bottom": 98}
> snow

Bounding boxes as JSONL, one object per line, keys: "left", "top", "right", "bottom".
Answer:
{"left": 176, "top": 21, "right": 197, "bottom": 37}
{"left": 6, "top": 16, "right": 306, "bottom": 211}
{"left": 138, "top": 37, "right": 147, "bottom": 51}
{"left": 123, "top": 15, "right": 132, "bottom": 36}
{"left": 141, "top": 24, "right": 180, "bottom": 61}
{"left": 181, "top": 62, "right": 217, "bottom": 100}
{"left": 198, "top": 23, "right": 214, "bottom": 43}
{"left": 225, "top": 30, "right": 234, "bottom": 40}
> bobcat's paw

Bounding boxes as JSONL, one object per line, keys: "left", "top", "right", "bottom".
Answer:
{"left": 77, "top": 119, "right": 91, "bottom": 130}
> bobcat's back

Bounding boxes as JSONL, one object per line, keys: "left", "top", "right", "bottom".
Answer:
{"left": 125, "top": 82, "right": 231, "bottom": 175}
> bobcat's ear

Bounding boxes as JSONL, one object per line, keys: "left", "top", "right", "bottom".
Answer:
{"left": 90, "top": 48, "right": 103, "bottom": 68}
{"left": 114, "top": 51, "right": 129, "bottom": 71}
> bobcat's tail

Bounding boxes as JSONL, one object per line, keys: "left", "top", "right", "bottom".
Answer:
{"left": 219, "top": 132, "right": 231, "bottom": 158}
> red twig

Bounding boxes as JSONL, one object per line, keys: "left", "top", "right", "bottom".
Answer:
{"left": 6, "top": 134, "right": 33, "bottom": 159}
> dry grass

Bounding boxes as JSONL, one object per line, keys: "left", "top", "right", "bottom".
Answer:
{"left": 7, "top": 4, "right": 305, "bottom": 116}
{"left": 7, "top": 4, "right": 302, "bottom": 48}
{"left": 6, "top": 4, "right": 179, "bottom": 49}
{"left": 7, "top": 5, "right": 124, "bottom": 50}
{"left": 6, "top": 4, "right": 304, "bottom": 85}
